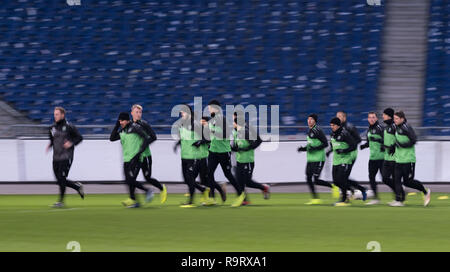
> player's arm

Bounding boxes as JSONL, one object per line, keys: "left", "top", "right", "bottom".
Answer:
{"left": 360, "top": 130, "right": 369, "bottom": 150}
{"left": 308, "top": 129, "right": 328, "bottom": 151}
{"left": 201, "top": 117, "right": 211, "bottom": 144}
{"left": 239, "top": 126, "right": 262, "bottom": 151}
{"left": 325, "top": 133, "right": 334, "bottom": 157}
{"left": 172, "top": 121, "right": 182, "bottom": 152}
{"left": 337, "top": 132, "right": 357, "bottom": 154}
{"left": 350, "top": 125, "right": 362, "bottom": 144}
{"left": 368, "top": 126, "right": 383, "bottom": 143}
{"left": 193, "top": 119, "right": 211, "bottom": 147}
{"left": 383, "top": 125, "right": 394, "bottom": 150}
{"left": 224, "top": 116, "right": 234, "bottom": 141}
{"left": 46, "top": 126, "right": 54, "bottom": 153}
{"left": 378, "top": 125, "right": 385, "bottom": 151}
{"left": 140, "top": 120, "right": 157, "bottom": 145}
{"left": 109, "top": 120, "right": 121, "bottom": 142}
{"left": 48, "top": 126, "right": 54, "bottom": 148}
{"left": 68, "top": 124, "right": 83, "bottom": 146}
{"left": 396, "top": 125, "right": 417, "bottom": 148}
{"left": 133, "top": 123, "right": 151, "bottom": 156}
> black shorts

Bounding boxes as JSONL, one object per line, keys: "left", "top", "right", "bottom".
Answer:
{"left": 53, "top": 159, "right": 72, "bottom": 181}
{"left": 306, "top": 161, "right": 325, "bottom": 177}
{"left": 382, "top": 160, "right": 396, "bottom": 180}
{"left": 124, "top": 156, "right": 141, "bottom": 183}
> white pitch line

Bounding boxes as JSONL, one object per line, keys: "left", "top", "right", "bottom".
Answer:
{"left": 15, "top": 208, "right": 84, "bottom": 213}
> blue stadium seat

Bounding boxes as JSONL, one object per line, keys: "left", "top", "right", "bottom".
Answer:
{"left": 0, "top": 0, "right": 385, "bottom": 134}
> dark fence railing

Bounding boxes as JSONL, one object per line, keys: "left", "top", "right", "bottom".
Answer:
{"left": 5, "top": 124, "right": 450, "bottom": 141}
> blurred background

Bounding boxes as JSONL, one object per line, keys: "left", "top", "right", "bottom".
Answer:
{"left": 0, "top": 0, "right": 449, "bottom": 183}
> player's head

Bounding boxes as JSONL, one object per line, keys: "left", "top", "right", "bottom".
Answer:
{"left": 383, "top": 108, "right": 394, "bottom": 121}
{"left": 368, "top": 111, "right": 378, "bottom": 125}
{"left": 394, "top": 111, "right": 406, "bottom": 126}
{"left": 180, "top": 104, "right": 193, "bottom": 120}
{"left": 208, "top": 100, "right": 221, "bottom": 116}
{"left": 336, "top": 111, "right": 347, "bottom": 123}
{"left": 54, "top": 107, "right": 66, "bottom": 122}
{"left": 330, "top": 117, "right": 341, "bottom": 132}
{"left": 307, "top": 113, "right": 318, "bottom": 128}
{"left": 118, "top": 112, "right": 130, "bottom": 128}
{"left": 131, "top": 104, "right": 143, "bottom": 121}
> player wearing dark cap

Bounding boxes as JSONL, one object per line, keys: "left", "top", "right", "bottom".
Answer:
{"left": 297, "top": 114, "right": 339, "bottom": 204}
{"left": 381, "top": 108, "right": 398, "bottom": 201}
{"left": 110, "top": 112, "right": 153, "bottom": 208}
{"left": 329, "top": 117, "right": 366, "bottom": 206}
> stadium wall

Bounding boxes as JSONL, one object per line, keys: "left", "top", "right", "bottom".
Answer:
{"left": 0, "top": 139, "right": 449, "bottom": 183}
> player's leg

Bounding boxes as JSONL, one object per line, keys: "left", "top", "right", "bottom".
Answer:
{"left": 199, "top": 158, "right": 224, "bottom": 203}
{"left": 192, "top": 159, "right": 207, "bottom": 194}
{"left": 207, "top": 152, "right": 221, "bottom": 196}
{"left": 392, "top": 163, "right": 406, "bottom": 205}
{"left": 368, "top": 160, "right": 380, "bottom": 199}
{"left": 242, "top": 163, "right": 265, "bottom": 191}
{"left": 313, "top": 161, "right": 332, "bottom": 188}
{"left": 382, "top": 160, "right": 396, "bottom": 192}
{"left": 247, "top": 163, "right": 270, "bottom": 200}
{"left": 219, "top": 152, "right": 243, "bottom": 195}
{"left": 333, "top": 165, "right": 349, "bottom": 205}
{"left": 141, "top": 156, "right": 163, "bottom": 191}
{"left": 231, "top": 162, "right": 247, "bottom": 207}
{"left": 123, "top": 162, "right": 137, "bottom": 204}
{"left": 130, "top": 159, "right": 149, "bottom": 193}
{"left": 61, "top": 159, "right": 84, "bottom": 199}
{"left": 52, "top": 161, "right": 66, "bottom": 206}
{"left": 346, "top": 163, "right": 367, "bottom": 200}
{"left": 305, "top": 162, "right": 318, "bottom": 199}
{"left": 125, "top": 158, "right": 151, "bottom": 206}
{"left": 204, "top": 156, "right": 225, "bottom": 201}
{"left": 401, "top": 163, "right": 426, "bottom": 194}
{"left": 401, "top": 163, "right": 430, "bottom": 206}
{"left": 346, "top": 160, "right": 357, "bottom": 194}
{"left": 181, "top": 159, "right": 197, "bottom": 206}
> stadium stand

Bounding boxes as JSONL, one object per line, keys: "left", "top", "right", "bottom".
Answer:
{"left": 0, "top": 0, "right": 385, "bottom": 134}
{"left": 425, "top": 0, "right": 450, "bottom": 134}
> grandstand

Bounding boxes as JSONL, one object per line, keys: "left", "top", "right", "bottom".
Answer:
{"left": 424, "top": 0, "right": 450, "bottom": 134}
{"left": 0, "top": 0, "right": 385, "bottom": 135}
{"left": 0, "top": 0, "right": 449, "bottom": 136}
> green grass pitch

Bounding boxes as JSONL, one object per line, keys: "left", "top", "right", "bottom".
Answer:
{"left": 0, "top": 192, "right": 449, "bottom": 252}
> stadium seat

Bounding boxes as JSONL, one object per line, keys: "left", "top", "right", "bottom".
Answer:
{"left": 0, "top": 0, "right": 385, "bottom": 134}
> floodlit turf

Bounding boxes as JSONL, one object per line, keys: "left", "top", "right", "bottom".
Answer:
{"left": 0, "top": 192, "right": 449, "bottom": 252}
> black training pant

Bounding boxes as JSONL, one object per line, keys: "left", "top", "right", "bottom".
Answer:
{"left": 124, "top": 157, "right": 148, "bottom": 201}
{"left": 332, "top": 164, "right": 350, "bottom": 202}
{"left": 141, "top": 156, "right": 163, "bottom": 191}
{"left": 236, "top": 162, "right": 264, "bottom": 192}
{"left": 53, "top": 159, "right": 80, "bottom": 202}
{"left": 306, "top": 161, "right": 332, "bottom": 198}
{"left": 347, "top": 161, "right": 366, "bottom": 193}
{"left": 182, "top": 159, "right": 207, "bottom": 203}
{"left": 394, "top": 162, "right": 426, "bottom": 202}
{"left": 382, "top": 160, "right": 396, "bottom": 193}
{"left": 208, "top": 152, "right": 242, "bottom": 195}
{"left": 368, "top": 160, "right": 384, "bottom": 198}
